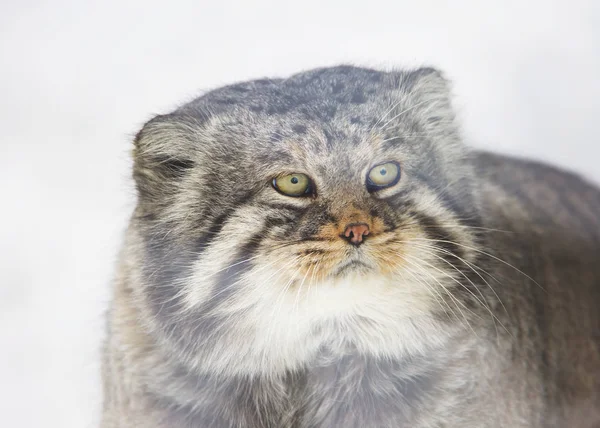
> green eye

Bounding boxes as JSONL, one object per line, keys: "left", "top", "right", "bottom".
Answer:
{"left": 273, "top": 173, "right": 313, "bottom": 197}
{"left": 367, "top": 162, "right": 401, "bottom": 190}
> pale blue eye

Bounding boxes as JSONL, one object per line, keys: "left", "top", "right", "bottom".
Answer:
{"left": 367, "top": 162, "right": 401, "bottom": 190}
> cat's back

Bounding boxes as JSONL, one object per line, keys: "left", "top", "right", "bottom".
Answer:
{"left": 474, "top": 151, "right": 600, "bottom": 427}
{"left": 474, "top": 151, "right": 600, "bottom": 241}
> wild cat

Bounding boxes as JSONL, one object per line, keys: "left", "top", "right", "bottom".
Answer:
{"left": 101, "top": 65, "right": 600, "bottom": 427}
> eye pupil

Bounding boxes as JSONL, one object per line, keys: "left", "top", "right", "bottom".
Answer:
{"left": 379, "top": 168, "right": 387, "bottom": 176}
{"left": 291, "top": 177, "right": 299, "bottom": 184}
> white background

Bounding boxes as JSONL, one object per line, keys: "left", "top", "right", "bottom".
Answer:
{"left": 1, "top": 1, "right": 599, "bottom": 426}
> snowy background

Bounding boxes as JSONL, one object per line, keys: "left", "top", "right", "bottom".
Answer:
{"left": 1, "top": 0, "right": 599, "bottom": 426}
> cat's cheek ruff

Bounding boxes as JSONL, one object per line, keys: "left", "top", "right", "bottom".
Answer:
{"left": 389, "top": 183, "right": 480, "bottom": 262}
{"left": 180, "top": 204, "right": 274, "bottom": 310}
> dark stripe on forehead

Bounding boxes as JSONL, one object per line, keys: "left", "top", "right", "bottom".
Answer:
{"left": 256, "top": 150, "right": 295, "bottom": 164}
{"left": 381, "top": 136, "right": 406, "bottom": 150}
{"left": 322, "top": 128, "right": 335, "bottom": 150}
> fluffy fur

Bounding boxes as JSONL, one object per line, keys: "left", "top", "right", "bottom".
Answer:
{"left": 102, "top": 66, "right": 600, "bottom": 427}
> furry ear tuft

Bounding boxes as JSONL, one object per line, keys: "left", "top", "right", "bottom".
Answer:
{"left": 399, "top": 67, "right": 456, "bottom": 128}
{"left": 132, "top": 114, "right": 199, "bottom": 202}
{"left": 402, "top": 67, "right": 451, "bottom": 92}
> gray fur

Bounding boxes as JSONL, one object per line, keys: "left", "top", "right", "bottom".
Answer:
{"left": 102, "top": 65, "right": 600, "bottom": 427}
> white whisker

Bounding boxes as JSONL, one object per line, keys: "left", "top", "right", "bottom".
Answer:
{"left": 411, "top": 238, "right": 545, "bottom": 291}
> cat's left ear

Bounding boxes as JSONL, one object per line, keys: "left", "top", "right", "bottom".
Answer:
{"left": 402, "top": 67, "right": 452, "bottom": 96}
{"left": 400, "top": 67, "right": 456, "bottom": 123}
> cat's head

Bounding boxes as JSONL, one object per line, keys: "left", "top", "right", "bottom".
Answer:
{"left": 130, "top": 66, "right": 482, "bottom": 375}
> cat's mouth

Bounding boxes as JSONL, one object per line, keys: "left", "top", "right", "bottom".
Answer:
{"left": 332, "top": 258, "right": 373, "bottom": 277}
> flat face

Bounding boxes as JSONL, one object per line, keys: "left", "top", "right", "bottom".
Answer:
{"left": 133, "top": 65, "right": 482, "bottom": 375}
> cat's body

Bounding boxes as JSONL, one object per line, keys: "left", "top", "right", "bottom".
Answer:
{"left": 102, "top": 66, "right": 600, "bottom": 427}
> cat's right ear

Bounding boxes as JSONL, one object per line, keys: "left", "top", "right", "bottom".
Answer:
{"left": 132, "top": 114, "right": 200, "bottom": 202}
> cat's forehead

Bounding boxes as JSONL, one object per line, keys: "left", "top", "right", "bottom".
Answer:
{"left": 179, "top": 66, "right": 395, "bottom": 127}
{"left": 161, "top": 65, "right": 451, "bottom": 175}
{"left": 219, "top": 66, "right": 388, "bottom": 101}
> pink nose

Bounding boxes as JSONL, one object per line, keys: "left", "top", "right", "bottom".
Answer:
{"left": 343, "top": 223, "right": 370, "bottom": 246}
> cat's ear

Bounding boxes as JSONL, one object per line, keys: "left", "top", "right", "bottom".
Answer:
{"left": 401, "top": 67, "right": 456, "bottom": 124}
{"left": 402, "top": 67, "right": 452, "bottom": 96}
{"left": 132, "top": 114, "right": 200, "bottom": 201}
